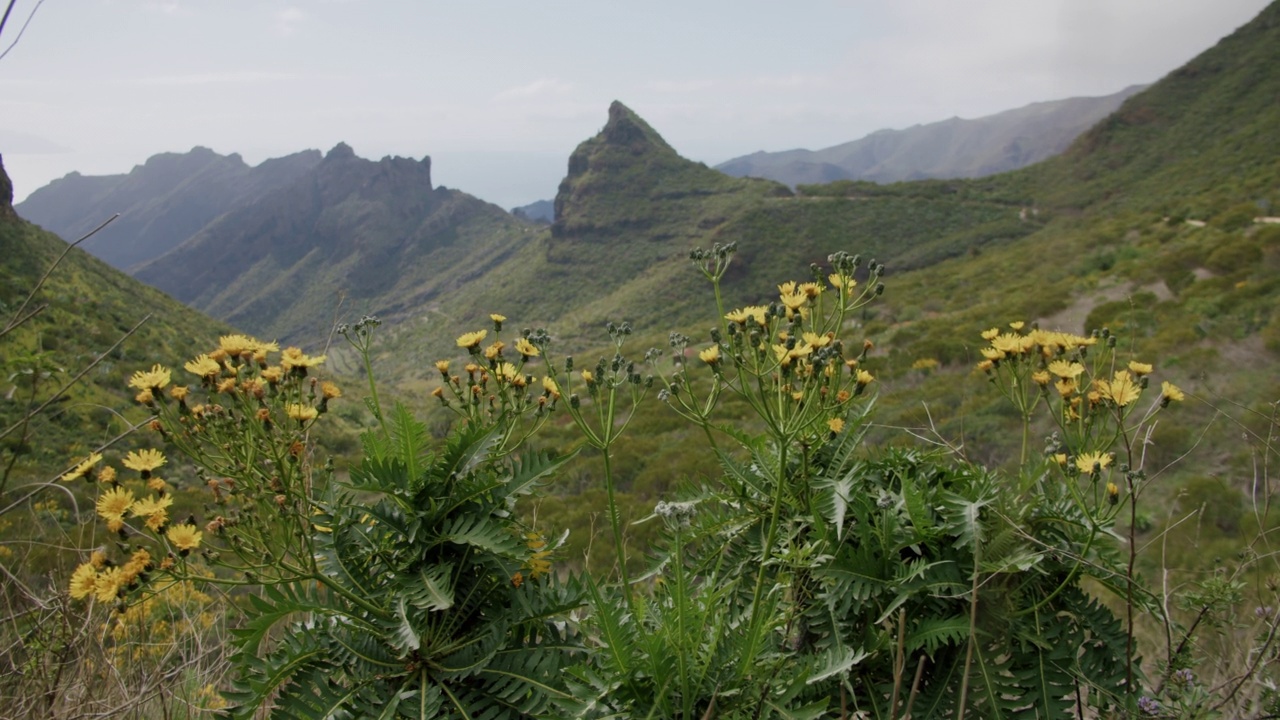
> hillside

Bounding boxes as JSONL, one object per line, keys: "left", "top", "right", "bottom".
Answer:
{"left": 1016, "top": 2, "right": 1280, "bottom": 213}
{"left": 0, "top": 153, "right": 230, "bottom": 482}
{"left": 717, "top": 86, "right": 1143, "bottom": 187}
{"left": 16, "top": 147, "right": 322, "bottom": 270}
{"left": 418, "top": 6, "right": 1280, "bottom": 567}
{"left": 130, "top": 144, "right": 539, "bottom": 345}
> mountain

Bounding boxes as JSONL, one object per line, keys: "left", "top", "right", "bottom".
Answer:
{"left": 717, "top": 86, "right": 1145, "bottom": 187}
{"left": 511, "top": 199, "right": 553, "bottom": 223}
{"left": 130, "top": 144, "right": 539, "bottom": 344}
{"left": 16, "top": 146, "right": 322, "bottom": 270}
{"left": 1018, "top": 6, "right": 1280, "bottom": 213}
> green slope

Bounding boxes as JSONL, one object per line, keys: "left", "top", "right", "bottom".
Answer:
{"left": 1, "top": 181, "right": 232, "bottom": 480}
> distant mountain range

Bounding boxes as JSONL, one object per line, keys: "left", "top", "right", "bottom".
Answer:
{"left": 17, "top": 147, "right": 322, "bottom": 270}
{"left": 716, "top": 86, "right": 1145, "bottom": 187}
{"left": 127, "top": 143, "right": 537, "bottom": 344}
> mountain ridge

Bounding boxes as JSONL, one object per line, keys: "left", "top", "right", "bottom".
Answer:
{"left": 130, "top": 144, "right": 538, "bottom": 344}
{"left": 16, "top": 146, "right": 323, "bottom": 270}
{"left": 717, "top": 85, "right": 1145, "bottom": 187}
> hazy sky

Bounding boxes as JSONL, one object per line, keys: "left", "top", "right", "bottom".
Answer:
{"left": 0, "top": 0, "right": 1271, "bottom": 209}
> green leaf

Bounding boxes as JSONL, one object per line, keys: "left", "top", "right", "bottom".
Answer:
{"left": 405, "top": 563, "right": 455, "bottom": 612}
{"left": 805, "top": 645, "right": 868, "bottom": 685}
{"left": 441, "top": 514, "right": 523, "bottom": 558}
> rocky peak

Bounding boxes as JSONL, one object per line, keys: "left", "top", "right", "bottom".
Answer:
{"left": 599, "top": 100, "right": 677, "bottom": 154}
{"left": 325, "top": 142, "right": 357, "bottom": 162}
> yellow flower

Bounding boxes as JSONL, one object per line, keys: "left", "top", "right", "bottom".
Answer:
{"left": 131, "top": 494, "right": 174, "bottom": 524}
{"left": 699, "top": 345, "right": 721, "bottom": 365}
{"left": 856, "top": 369, "right": 874, "bottom": 386}
{"left": 456, "top": 330, "right": 488, "bottom": 350}
{"left": 484, "top": 341, "right": 505, "bottom": 360}
{"left": 514, "top": 338, "right": 540, "bottom": 358}
{"left": 280, "top": 347, "right": 326, "bottom": 372}
{"left": 828, "top": 273, "right": 856, "bottom": 292}
{"left": 981, "top": 347, "right": 1006, "bottom": 361}
{"left": 581, "top": 370, "right": 595, "bottom": 385}
{"left": 434, "top": 360, "right": 450, "bottom": 374}
{"left": 779, "top": 292, "right": 808, "bottom": 311}
{"left": 798, "top": 282, "right": 823, "bottom": 298}
{"left": 1047, "top": 360, "right": 1085, "bottom": 379}
{"left": 69, "top": 562, "right": 98, "bottom": 600}
{"left": 94, "top": 566, "right": 126, "bottom": 602}
{"left": 1097, "top": 371, "right": 1141, "bottom": 407}
{"left": 62, "top": 453, "right": 103, "bottom": 483}
{"left": 1031, "top": 370, "right": 1051, "bottom": 386}
{"left": 97, "top": 486, "right": 135, "bottom": 521}
{"left": 124, "top": 548, "right": 153, "bottom": 575}
{"left": 980, "top": 327, "right": 1000, "bottom": 341}
{"left": 1009, "top": 321, "right": 1025, "bottom": 331}
{"left": 184, "top": 354, "right": 221, "bottom": 378}
{"left": 1052, "top": 453, "right": 1068, "bottom": 465}
{"left": 1107, "top": 482, "right": 1120, "bottom": 504}
{"left": 169, "top": 385, "right": 189, "bottom": 401}
{"left": 216, "top": 378, "right": 237, "bottom": 394}
{"left": 97, "top": 466, "right": 117, "bottom": 484}
{"left": 286, "top": 403, "right": 319, "bottom": 422}
{"left": 1055, "top": 379, "right": 1078, "bottom": 398}
{"left": 827, "top": 418, "right": 845, "bottom": 434}
{"left": 778, "top": 281, "right": 797, "bottom": 296}
{"left": 772, "top": 344, "right": 793, "bottom": 367}
{"left": 240, "top": 378, "right": 265, "bottom": 399}
{"left": 542, "top": 377, "right": 561, "bottom": 399}
{"left": 976, "top": 359, "right": 995, "bottom": 372}
{"left": 122, "top": 449, "right": 166, "bottom": 473}
{"left": 1075, "top": 451, "right": 1113, "bottom": 475}
{"left": 128, "top": 364, "right": 171, "bottom": 391}
{"left": 1128, "top": 361, "right": 1154, "bottom": 376}
{"left": 802, "top": 332, "right": 832, "bottom": 348}
{"left": 218, "top": 334, "right": 259, "bottom": 356}
{"left": 261, "top": 366, "right": 284, "bottom": 384}
{"left": 490, "top": 313, "right": 506, "bottom": 324}
{"left": 166, "top": 524, "right": 203, "bottom": 552}
{"left": 495, "top": 362, "right": 523, "bottom": 384}
{"left": 321, "top": 381, "right": 342, "bottom": 399}
{"left": 146, "top": 476, "right": 168, "bottom": 494}
{"left": 1161, "top": 381, "right": 1185, "bottom": 404}
{"left": 991, "top": 333, "right": 1034, "bottom": 355}
{"left": 725, "top": 306, "right": 769, "bottom": 326}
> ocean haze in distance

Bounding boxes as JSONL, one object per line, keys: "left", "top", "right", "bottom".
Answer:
{"left": 0, "top": 0, "right": 1271, "bottom": 209}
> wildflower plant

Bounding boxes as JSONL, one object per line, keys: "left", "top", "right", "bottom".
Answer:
{"left": 976, "top": 320, "right": 1189, "bottom": 711}
{"left": 62, "top": 325, "right": 583, "bottom": 718}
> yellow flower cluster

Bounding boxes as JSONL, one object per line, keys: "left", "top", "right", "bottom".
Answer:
{"left": 69, "top": 548, "right": 155, "bottom": 603}
{"left": 436, "top": 318, "right": 558, "bottom": 424}
{"left": 67, "top": 333, "right": 335, "bottom": 606}
{"left": 676, "top": 270, "right": 879, "bottom": 443}
{"left": 524, "top": 532, "right": 553, "bottom": 579}
{"left": 976, "top": 323, "right": 1185, "bottom": 419}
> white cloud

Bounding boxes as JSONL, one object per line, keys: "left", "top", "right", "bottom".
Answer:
{"left": 275, "top": 7, "right": 307, "bottom": 36}
{"left": 645, "top": 79, "right": 715, "bottom": 94}
{"left": 492, "top": 78, "right": 574, "bottom": 102}
{"left": 121, "top": 71, "right": 300, "bottom": 86}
